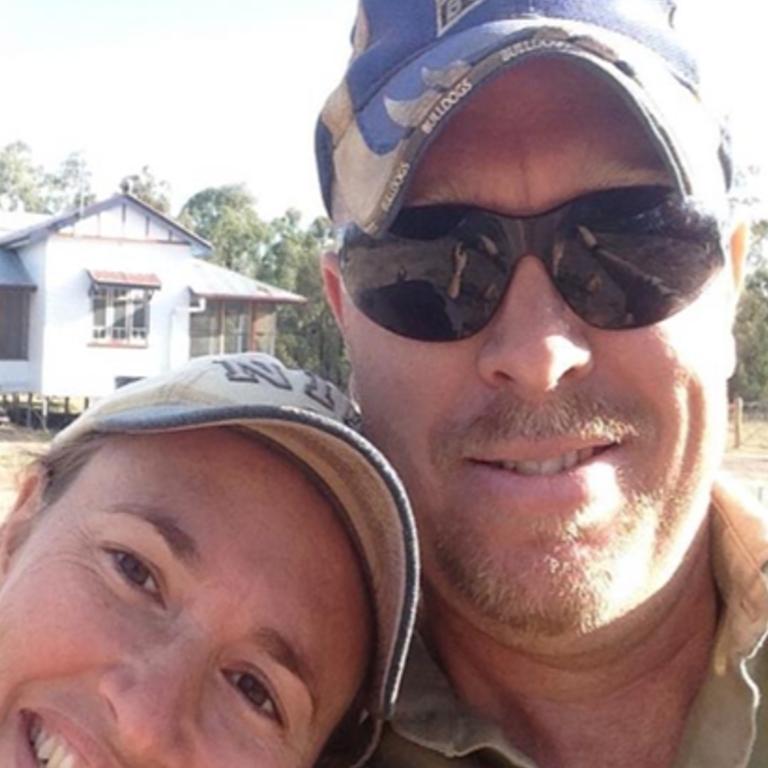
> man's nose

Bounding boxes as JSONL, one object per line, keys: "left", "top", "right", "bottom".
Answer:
{"left": 476, "top": 256, "right": 593, "bottom": 397}
{"left": 98, "top": 642, "right": 200, "bottom": 765}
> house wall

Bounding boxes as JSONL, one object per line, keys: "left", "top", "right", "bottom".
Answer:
{"left": 38, "top": 217, "right": 197, "bottom": 398}
{"left": 0, "top": 240, "right": 47, "bottom": 393}
{"left": 0, "top": 361, "right": 32, "bottom": 393}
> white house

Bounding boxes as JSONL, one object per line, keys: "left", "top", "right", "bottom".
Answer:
{"left": 0, "top": 194, "right": 305, "bottom": 399}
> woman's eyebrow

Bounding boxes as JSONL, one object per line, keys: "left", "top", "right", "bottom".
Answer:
{"left": 107, "top": 504, "right": 201, "bottom": 567}
{"left": 254, "top": 627, "right": 318, "bottom": 716}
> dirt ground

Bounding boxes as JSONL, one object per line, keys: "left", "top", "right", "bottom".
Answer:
{"left": 722, "top": 451, "right": 768, "bottom": 501}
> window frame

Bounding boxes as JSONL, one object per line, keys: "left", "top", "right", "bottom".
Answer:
{"left": 189, "top": 299, "right": 275, "bottom": 358}
{"left": 90, "top": 285, "right": 152, "bottom": 347}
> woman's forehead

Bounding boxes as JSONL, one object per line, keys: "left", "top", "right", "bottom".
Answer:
{"left": 73, "top": 430, "right": 353, "bottom": 561}
{"left": 39, "top": 429, "right": 371, "bottom": 712}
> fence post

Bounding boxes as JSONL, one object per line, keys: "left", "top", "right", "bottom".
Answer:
{"left": 734, "top": 397, "right": 743, "bottom": 449}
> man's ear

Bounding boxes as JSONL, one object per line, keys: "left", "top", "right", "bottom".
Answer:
{"left": 321, "top": 250, "right": 346, "bottom": 329}
{"left": 0, "top": 468, "right": 44, "bottom": 577}
{"left": 729, "top": 221, "right": 749, "bottom": 295}
{"left": 722, "top": 221, "right": 750, "bottom": 378}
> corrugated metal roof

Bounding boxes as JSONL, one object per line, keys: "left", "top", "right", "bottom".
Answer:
{"left": 0, "top": 249, "right": 36, "bottom": 288}
{"left": 188, "top": 259, "right": 306, "bottom": 304}
{"left": 87, "top": 269, "right": 162, "bottom": 289}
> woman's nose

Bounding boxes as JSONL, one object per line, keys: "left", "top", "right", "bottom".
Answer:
{"left": 98, "top": 642, "right": 201, "bottom": 765}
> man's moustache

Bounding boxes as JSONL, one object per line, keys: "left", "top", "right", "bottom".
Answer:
{"left": 433, "top": 392, "right": 647, "bottom": 461}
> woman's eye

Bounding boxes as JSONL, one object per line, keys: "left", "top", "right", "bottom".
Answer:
{"left": 109, "top": 550, "right": 160, "bottom": 597}
{"left": 226, "top": 670, "right": 281, "bottom": 723}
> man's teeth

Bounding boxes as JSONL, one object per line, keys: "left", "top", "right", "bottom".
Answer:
{"left": 30, "top": 721, "right": 77, "bottom": 768}
{"left": 494, "top": 447, "right": 597, "bottom": 476}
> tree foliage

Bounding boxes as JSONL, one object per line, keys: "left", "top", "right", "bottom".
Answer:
{"left": 179, "top": 184, "right": 268, "bottom": 274}
{"left": 0, "top": 142, "right": 95, "bottom": 215}
{"left": 43, "top": 151, "right": 96, "bottom": 214}
{"left": 119, "top": 165, "right": 171, "bottom": 214}
{"left": 731, "top": 267, "right": 768, "bottom": 401}
{"left": 0, "top": 141, "right": 46, "bottom": 213}
{"left": 261, "top": 212, "right": 347, "bottom": 384}
{"left": 749, "top": 219, "right": 768, "bottom": 268}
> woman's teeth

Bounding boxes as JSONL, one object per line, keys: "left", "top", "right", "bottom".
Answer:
{"left": 29, "top": 720, "right": 78, "bottom": 768}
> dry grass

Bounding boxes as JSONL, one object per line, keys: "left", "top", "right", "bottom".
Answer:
{"left": 729, "top": 418, "right": 768, "bottom": 452}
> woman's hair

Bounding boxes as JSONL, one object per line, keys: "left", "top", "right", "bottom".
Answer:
{"left": 1, "top": 432, "right": 110, "bottom": 565}
{"left": 34, "top": 431, "right": 110, "bottom": 506}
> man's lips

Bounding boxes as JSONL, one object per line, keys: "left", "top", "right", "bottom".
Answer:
{"left": 467, "top": 440, "right": 618, "bottom": 477}
{"left": 454, "top": 439, "right": 626, "bottom": 522}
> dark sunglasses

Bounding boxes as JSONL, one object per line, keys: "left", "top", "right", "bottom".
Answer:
{"left": 339, "top": 186, "right": 726, "bottom": 342}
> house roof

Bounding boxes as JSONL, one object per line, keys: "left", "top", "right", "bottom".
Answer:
{"left": 0, "top": 194, "right": 212, "bottom": 255}
{"left": 0, "top": 249, "right": 36, "bottom": 289}
{"left": 188, "top": 259, "right": 306, "bottom": 304}
{"left": 87, "top": 269, "right": 162, "bottom": 290}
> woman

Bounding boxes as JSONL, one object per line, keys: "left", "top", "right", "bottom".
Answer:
{"left": 0, "top": 352, "right": 419, "bottom": 768}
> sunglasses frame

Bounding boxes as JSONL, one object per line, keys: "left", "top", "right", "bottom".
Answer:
{"left": 339, "top": 186, "right": 727, "bottom": 342}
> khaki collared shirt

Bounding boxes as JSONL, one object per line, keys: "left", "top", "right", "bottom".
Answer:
{"left": 370, "top": 476, "right": 768, "bottom": 768}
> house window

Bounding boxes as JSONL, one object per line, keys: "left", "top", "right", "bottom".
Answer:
{"left": 190, "top": 299, "right": 275, "bottom": 357}
{"left": 189, "top": 299, "right": 221, "bottom": 357}
{"left": 0, "top": 288, "right": 30, "bottom": 360}
{"left": 92, "top": 287, "right": 150, "bottom": 344}
{"left": 223, "top": 301, "right": 250, "bottom": 353}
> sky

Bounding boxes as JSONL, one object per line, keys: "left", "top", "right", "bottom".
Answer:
{"left": 2, "top": 0, "right": 767, "bottom": 221}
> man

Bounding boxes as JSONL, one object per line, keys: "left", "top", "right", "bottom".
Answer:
{"left": 316, "top": 2, "right": 765, "bottom": 767}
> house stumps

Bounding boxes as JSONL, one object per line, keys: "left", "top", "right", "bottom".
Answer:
{"left": 0, "top": 393, "right": 83, "bottom": 433}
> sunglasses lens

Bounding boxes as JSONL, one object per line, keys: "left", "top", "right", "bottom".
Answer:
{"left": 341, "top": 188, "right": 726, "bottom": 340}
{"left": 342, "top": 209, "right": 513, "bottom": 341}
{"left": 554, "top": 189, "right": 725, "bottom": 329}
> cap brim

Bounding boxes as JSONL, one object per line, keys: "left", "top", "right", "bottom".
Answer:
{"left": 330, "top": 17, "right": 728, "bottom": 234}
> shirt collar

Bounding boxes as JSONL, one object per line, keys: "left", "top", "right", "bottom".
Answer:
{"left": 708, "top": 474, "right": 768, "bottom": 670}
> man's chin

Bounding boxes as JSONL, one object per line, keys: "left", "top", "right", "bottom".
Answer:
{"left": 431, "top": 514, "right": 659, "bottom": 645}
{"left": 441, "top": 555, "right": 616, "bottom": 639}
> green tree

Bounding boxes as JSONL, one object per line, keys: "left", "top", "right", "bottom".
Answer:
{"left": 43, "top": 151, "right": 96, "bottom": 214}
{"left": 749, "top": 219, "right": 768, "bottom": 267}
{"left": 179, "top": 184, "right": 268, "bottom": 273}
{"left": 0, "top": 141, "right": 46, "bottom": 212}
{"left": 731, "top": 267, "right": 768, "bottom": 401}
{"left": 262, "top": 213, "right": 347, "bottom": 384}
{"left": 119, "top": 166, "right": 171, "bottom": 214}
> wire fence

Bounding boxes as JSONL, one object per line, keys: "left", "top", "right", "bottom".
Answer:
{"left": 730, "top": 400, "right": 768, "bottom": 451}
{"left": 729, "top": 400, "right": 768, "bottom": 503}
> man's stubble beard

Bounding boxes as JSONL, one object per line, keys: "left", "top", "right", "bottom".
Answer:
{"left": 431, "top": 488, "right": 665, "bottom": 639}
{"left": 419, "top": 391, "right": 688, "bottom": 641}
